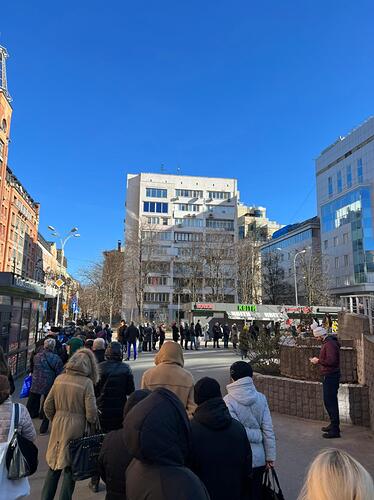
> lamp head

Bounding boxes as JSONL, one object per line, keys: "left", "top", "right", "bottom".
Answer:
{"left": 48, "top": 225, "right": 55, "bottom": 231}
{"left": 74, "top": 233, "right": 81, "bottom": 238}
{"left": 70, "top": 227, "right": 78, "bottom": 233}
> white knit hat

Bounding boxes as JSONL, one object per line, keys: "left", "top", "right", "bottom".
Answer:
{"left": 310, "top": 321, "right": 327, "bottom": 338}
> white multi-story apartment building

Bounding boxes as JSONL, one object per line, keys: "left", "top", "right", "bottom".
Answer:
{"left": 123, "top": 173, "right": 239, "bottom": 322}
{"left": 316, "top": 116, "right": 374, "bottom": 298}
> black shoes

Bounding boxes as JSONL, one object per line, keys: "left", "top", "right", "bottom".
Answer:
{"left": 322, "top": 431, "right": 341, "bottom": 439}
{"left": 321, "top": 424, "right": 332, "bottom": 432}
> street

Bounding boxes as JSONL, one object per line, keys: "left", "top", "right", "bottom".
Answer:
{"left": 27, "top": 347, "right": 374, "bottom": 499}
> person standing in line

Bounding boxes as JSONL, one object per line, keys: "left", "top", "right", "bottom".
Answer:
{"left": 224, "top": 361, "right": 276, "bottom": 500}
{"left": 195, "top": 320, "right": 202, "bottom": 341}
{"left": 104, "top": 324, "right": 112, "bottom": 343}
{"left": 231, "top": 324, "right": 239, "bottom": 350}
{"left": 117, "top": 320, "right": 127, "bottom": 353}
{"left": 309, "top": 323, "right": 341, "bottom": 438}
{"left": 172, "top": 322, "right": 180, "bottom": 342}
{"left": 41, "top": 349, "right": 98, "bottom": 500}
{"left": 222, "top": 324, "right": 230, "bottom": 348}
{"left": 93, "top": 337, "right": 106, "bottom": 363}
{"left": 212, "top": 322, "right": 221, "bottom": 349}
{"left": 91, "top": 342, "right": 135, "bottom": 492}
{"left": 298, "top": 449, "right": 374, "bottom": 500}
{"left": 0, "top": 375, "right": 36, "bottom": 498}
{"left": 27, "top": 338, "right": 64, "bottom": 434}
{"left": 138, "top": 324, "right": 144, "bottom": 353}
{"left": 190, "top": 322, "right": 197, "bottom": 350}
{"left": 98, "top": 390, "right": 151, "bottom": 500}
{"left": 124, "top": 388, "right": 210, "bottom": 500}
{"left": 0, "top": 345, "right": 15, "bottom": 394}
{"left": 239, "top": 324, "right": 251, "bottom": 359}
{"left": 151, "top": 323, "right": 158, "bottom": 350}
{"left": 158, "top": 323, "right": 166, "bottom": 349}
{"left": 190, "top": 377, "right": 252, "bottom": 500}
{"left": 141, "top": 341, "right": 196, "bottom": 418}
{"left": 179, "top": 322, "right": 185, "bottom": 348}
{"left": 184, "top": 322, "right": 191, "bottom": 350}
{"left": 126, "top": 321, "right": 139, "bottom": 361}
{"left": 143, "top": 323, "right": 153, "bottom": 352}
{"left": 203, "top": 324, "right": 210, "bottom": 348}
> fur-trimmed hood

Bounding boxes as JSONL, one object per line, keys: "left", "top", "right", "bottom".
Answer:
{"left": 65, "top": 347, "right": 99, "bottom": 384}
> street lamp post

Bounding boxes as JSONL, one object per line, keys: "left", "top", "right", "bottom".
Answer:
{"left": 293, "top": 249, "right": 306, "bottom": 306}
{"left": 48, "top": 226, "right": 80, "bottom": 326}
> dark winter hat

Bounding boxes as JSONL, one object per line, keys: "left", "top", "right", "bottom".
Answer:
{"left": 230, "top": 361, "right": 253, "bottom": 381}
{"left": 123, "top": 389, "right": 152, "bottom": 418}
{"left": 0, "top": 374, "right": 10, "bottom": 404}
{"left": 105, "top": 341, "right": 122, "bottom": 360}
{"left": 194, "top": 377, "right": 222, "bottom": 405}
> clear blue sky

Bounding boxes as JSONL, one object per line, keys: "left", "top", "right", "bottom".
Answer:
{"left": 2, "top": 1, "right": 374, "bottom": 275}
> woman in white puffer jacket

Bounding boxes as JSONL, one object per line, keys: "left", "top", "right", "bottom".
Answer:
{"left": 224, "top": 361, "right": 276, "bottom": 499}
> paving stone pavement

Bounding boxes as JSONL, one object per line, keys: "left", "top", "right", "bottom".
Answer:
{"left": 18, "top": 347, "right": 374, "bottom": 499}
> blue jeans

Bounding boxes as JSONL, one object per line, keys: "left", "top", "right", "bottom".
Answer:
{"left": 127, "top": 341, "right": 137, "bottom": 360}
{"left": 190, "top": 336, "right": 197, "bottom": 350}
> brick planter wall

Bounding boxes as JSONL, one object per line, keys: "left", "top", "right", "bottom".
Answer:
{"left": 253, "top": 373, "right": 370, "bottom": 426}
{"left": 280, "top": 345, "right": 357, "bottom": 383}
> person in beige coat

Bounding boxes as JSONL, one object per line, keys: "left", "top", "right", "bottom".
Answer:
{"left": 141, "top": 341, "right": 196, "bottom": 418}
{"left": 41, "top": 348, "right": 99, "bottom": 500}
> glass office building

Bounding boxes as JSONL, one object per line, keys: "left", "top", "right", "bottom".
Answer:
{"left": 316, "top": 116, "right": 374, "bottom": 296}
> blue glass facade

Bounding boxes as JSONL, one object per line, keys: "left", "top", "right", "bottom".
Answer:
{"left": 262, "top": 229, "right": 312, "bottom": 254}
{"left": 321, "top": 187, "right": 374, "bottom": 283}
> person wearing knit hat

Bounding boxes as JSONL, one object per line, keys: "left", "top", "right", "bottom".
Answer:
{"left": 66, "top": 336, "right": 84, "bottom": 358}
{"left": 224, "top": 361, "right": 276, "bottom": 499}
{"left": 92, "top": 337, "right": 106, "bottom": 364}
{"left": 190, "top": 377, "right": 252, "bottom": 500}
{"left": 310, "top": 321, "right": 341, "bottom": 439}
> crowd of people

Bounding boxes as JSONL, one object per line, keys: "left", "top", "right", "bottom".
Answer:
{"left": 0, "top": 317, "right": 372, "bottom": 499}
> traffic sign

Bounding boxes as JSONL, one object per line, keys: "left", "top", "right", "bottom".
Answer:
{"left": 55, "top": 279, "right": 64, "bottom": 288}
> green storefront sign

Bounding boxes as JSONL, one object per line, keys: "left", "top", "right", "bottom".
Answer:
{"left": 237, "top": 304, "right": 257, "bottom": 312}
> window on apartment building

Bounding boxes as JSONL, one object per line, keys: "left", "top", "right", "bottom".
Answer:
{"left": 344, "top": 255, "right": 349, "bottom": 267}
{"left": 335, "top": 257, "right": 339, "bottom": 269}
{"left": 337, "top": 171, "right": 342, "bottom": 193}
{"left": 357, "top": 158, "right": 363, "bottom": 183}
{"left": 207, "top": 191, "right": 231, "bottom": 200}
{"left": 336, "top": 277, "right": 340, "bottom": 287}
{"left": 147, "top": 217, "right": 160, "bottom": 225}
{"left": 174, "top": 218, "right": 204, "bottom": 228}
{"left": 333, "top": 236, "right": 338, "bottom": 247}
{"left": 175, "top": 189, "right": 203, "bottom": 198}
{"left": 146, "top": 276, "right": 168, "bottom": 286}
{"left": 328, "top": 176, "right": 333, "bottom": 197}
{"left": 0, "top": 139, "right": 4, "bottom": 159}
{"left": 206, "top": 219, "right": 234, "bottom": 231}
{"left": 343, "top": 233, "right": 349, "bottom": 244}
{"left": 178, "top": 204, "right": 200, "bottom": 212}
{"left": 162, "top": 218, "right": 168, "bottom": 226}
{"left": 324, "top": 240, "right": 328, "bottom": 250}
{"left": 175, "top": 232, "right": 203, "bottom": 242}
{"left": 288, "top": 252, "right": 291, "bottom": 260}
{"left": 146, "top": 188, "right": 167, "bottom": 198}
{"left": 144, "top": 292, "right": 169, "bottom": 303}
{"left": 346, "top": 165, "right": 352, "bottom": 188}
{"left": 143, "top": 202, "right": 168, "bottom": 214}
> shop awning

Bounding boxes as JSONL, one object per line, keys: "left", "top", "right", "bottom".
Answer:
{"left": 228, "top": 311, "right": 288, "bottom": 321}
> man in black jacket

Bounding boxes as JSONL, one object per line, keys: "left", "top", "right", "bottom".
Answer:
{"left": 124, "top": 388, "right": 210, "bottom": 500}
{"left": 98, "top": 389, "right": 151, "bottom": 500}
{"left": 190, "top": 377, "right": 252, "bottom": 500}
{"left": 125, "top": 321, "right": 139, "bottom": 361}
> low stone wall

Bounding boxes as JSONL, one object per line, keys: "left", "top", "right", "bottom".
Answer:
{"left": 280, "top": 345, "right": 357, "bottom": 383}
{"left": 253, "top": 372, "right": 370, "bottom": 427}
{"left": 363, "top": 336, "right": 374, "bottom": 429}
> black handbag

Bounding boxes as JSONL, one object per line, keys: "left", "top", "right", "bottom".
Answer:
{"left": 69, "top": 422, "right": 105, "bottom": 481}
{"left": 261, "top": 468, "right": 285, "bottom": 500}
{"left": 6, "top": 403, "right": 39, "bottom": 479}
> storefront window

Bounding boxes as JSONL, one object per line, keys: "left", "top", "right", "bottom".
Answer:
{"left": 20, "top": 300, "right": 31, "bottom": 348}
{"left": 9, "top": 306, "right": 21, "bottom": 352}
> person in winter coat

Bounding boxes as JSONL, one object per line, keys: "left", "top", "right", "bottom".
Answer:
{"left": 309, "top": 323, "right": 341, "bottom": 438}
{"left": 158, "top": 323, "right": 166, "bottom": 349}
{"left": 41, "top": 348, "right": 99, "bottom": 500}
{"left": 0, "top": 375, "right": 36, "bottom": 499}
{"left": 203, "top": 324, "right": 210, "bottom": 348}
{"left": 224, "top": 361, "right": 276, "bottom": 500}
{"left": 93, "top": 337, "right": 106, "bottom": 363}
{"left": 117, "top": 320, "right": 127, "bottom": 352}
{"left": 95, "top": 342, "right": 135, "bottom": 432}
{"left": 152, "top": 323, "right": 158, "bottom": 350}
{"left": 179, "top": 322, "right": 185, "bottom": 347}
{"left": 184, "top": 322, "right": 191, "bottom": 350}
{"left": 27, "top": 338, "right": 64, "bottom": 434}
{"left": 0, "top": 346, "right": 15, "bottom": 394}
{"left": 222, "top": 324, "right": 230, "bottom": 348}
{"left": 98, "top": 390, "right": 151, "bottom": 500}
{"left": 66, "top": 336, "right": 83, "bottom": 358}
{"left": 231, "top": 324, "right": 239, "bottom": 350}
{"left": 239, "top": 325, "right": 251, "bottom": 359}
{"left": 189, "top": 322, "right": 197, "bottom": 350}
{"left": 124, "top": 388, "right": 210, "bottom": 500}
{"left": 195, "top": 320, "right": 202, "bottom": 339}
{"left": 125, "top": 322, "right": 139, "bottom": 360}
{"left": 141, "top": 341, "right": 196, "bottom": 418}
{"left": 172, "top": 322, "right": 180, "bottom": 342}
{"left": 191, "top": 377, "right": 252, "bottom": 500}
{"left": 212, "top": 322, "right": 222, "bottom": 348}
{"left": 143, "top": 323, "right": 153, "bottom": 352}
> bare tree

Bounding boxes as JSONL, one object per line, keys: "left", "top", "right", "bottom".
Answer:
{"left": 299, "top": 251, "right": 332, "bottom": 306}
{"left": 204, "top": 233, "right": 236, "bottom": 302}
{"left": 236, "top": 233, "right": 263, "bottom": 304}
{"left": 262, "top": 251, "right": 293, "bottom": 304}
